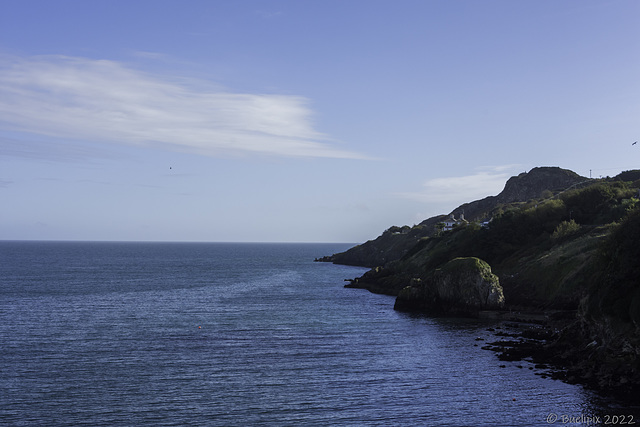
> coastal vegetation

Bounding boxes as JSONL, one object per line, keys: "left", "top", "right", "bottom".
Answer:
{"left": 394, "top": 257, "right": 504, "bottom": 315}
{"left": 322, "top": 167, "right": 640, "bottom": 400}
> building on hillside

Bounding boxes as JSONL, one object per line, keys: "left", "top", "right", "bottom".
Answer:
{"left": 480, "top": 218, "right": 493, "bottom": 228}
{"left": 443, "top": 213, "right": 468, "bottom": 231}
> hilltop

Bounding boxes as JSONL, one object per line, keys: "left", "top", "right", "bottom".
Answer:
{"left": 318, "top": 166, "right": 640, "bottom": 401}
{"left": 320, "top": 167, "right": 587, "bottom": 268}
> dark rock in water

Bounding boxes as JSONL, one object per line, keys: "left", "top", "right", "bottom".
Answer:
{"left": 482, "top": 315, "right": 640, "bottom": 405}
{"left": 394, "top": 257, "right": 504, "bottom": 316}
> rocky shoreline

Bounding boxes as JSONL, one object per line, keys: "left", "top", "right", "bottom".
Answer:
{"left": 478, "top": 312, "right": 640, "bottom": 406}
{"left": 325, "top": 168, "right": 640, "bottom": 406}
{"left": 344, "top": 267, "right": 640, "bottom": 405}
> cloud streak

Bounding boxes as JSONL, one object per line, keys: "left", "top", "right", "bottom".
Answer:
{"left": 0, "top": 55, "right": 365, "bottom": 159}
{"left": 398, "top": 166, "right": 520, "bottom": 205}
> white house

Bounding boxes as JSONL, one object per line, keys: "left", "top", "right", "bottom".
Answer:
{"left": 443, "top": 213, "right": 467, "bottom": 231}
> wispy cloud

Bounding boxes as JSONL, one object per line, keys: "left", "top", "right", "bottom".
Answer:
{"left": 0, "top": 54, "right": 365, "bottom": 160}
{"left": 398, "top": 165, "right": 520, "bottom": 204}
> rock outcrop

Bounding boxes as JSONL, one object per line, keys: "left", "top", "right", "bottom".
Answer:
{"left": 497, "top": 166, "right": 585, "bottom": 204}
{"left": 394, "top": 257, "right": 504, "bottom": 316}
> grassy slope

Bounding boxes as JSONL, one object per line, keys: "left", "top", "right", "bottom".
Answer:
{"left": 353, "top": 178, "right": 639, "bottom": 313}
{"left": 346, "top": 174, "right": 640, "bottom": 399}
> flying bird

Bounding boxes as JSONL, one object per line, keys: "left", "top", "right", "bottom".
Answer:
{"left": 633, "top": 141, "right": 638, "bottom": 146}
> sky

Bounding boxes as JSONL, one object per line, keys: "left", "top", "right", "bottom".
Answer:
{"left": 1, "top": 0, "right": 638, "bottom": 243}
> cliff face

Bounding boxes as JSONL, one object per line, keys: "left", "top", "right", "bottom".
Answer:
{"left": 448, "top": 166, "right": 586, "bottom": 221}
{"left": 496, "top": 167, "right": 584, "bottom": 204}
{"left": 394, "top": 257, "right": 504, "bottom": 316}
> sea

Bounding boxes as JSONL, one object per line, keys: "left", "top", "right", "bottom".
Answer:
{"left": 0, "top": 241, "right": 636, "bottom": 426}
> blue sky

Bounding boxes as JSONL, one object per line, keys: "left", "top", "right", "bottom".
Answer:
{"left": 1, "top": 0, "right": 638, "bottom": 243}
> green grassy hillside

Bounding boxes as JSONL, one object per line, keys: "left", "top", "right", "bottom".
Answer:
{"left": 348, "top": 174, "right": 639, "bottom": 312}
{"left": 337, "top": 167, "right": 640, "bottom": 399}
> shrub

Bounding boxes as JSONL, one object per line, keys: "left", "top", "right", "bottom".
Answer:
{"left": 589, "top": 207, "right": 640, "bottom": 324}
{"left": 551, "top": 219, "right": 581, "bottom": 240}
{"left": 561, "top": 182, "right": 636, "bottom": 224}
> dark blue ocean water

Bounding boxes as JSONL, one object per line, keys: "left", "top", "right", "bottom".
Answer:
{"left": 0, "top": 241, "right": 632, "bottom": 426}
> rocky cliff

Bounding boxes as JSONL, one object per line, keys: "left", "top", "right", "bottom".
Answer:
{"left": 394, "top": 257, "right": 504, "bottom": 316}
{"left": 448, "top": 166, "right": 586, "bottom": 221}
